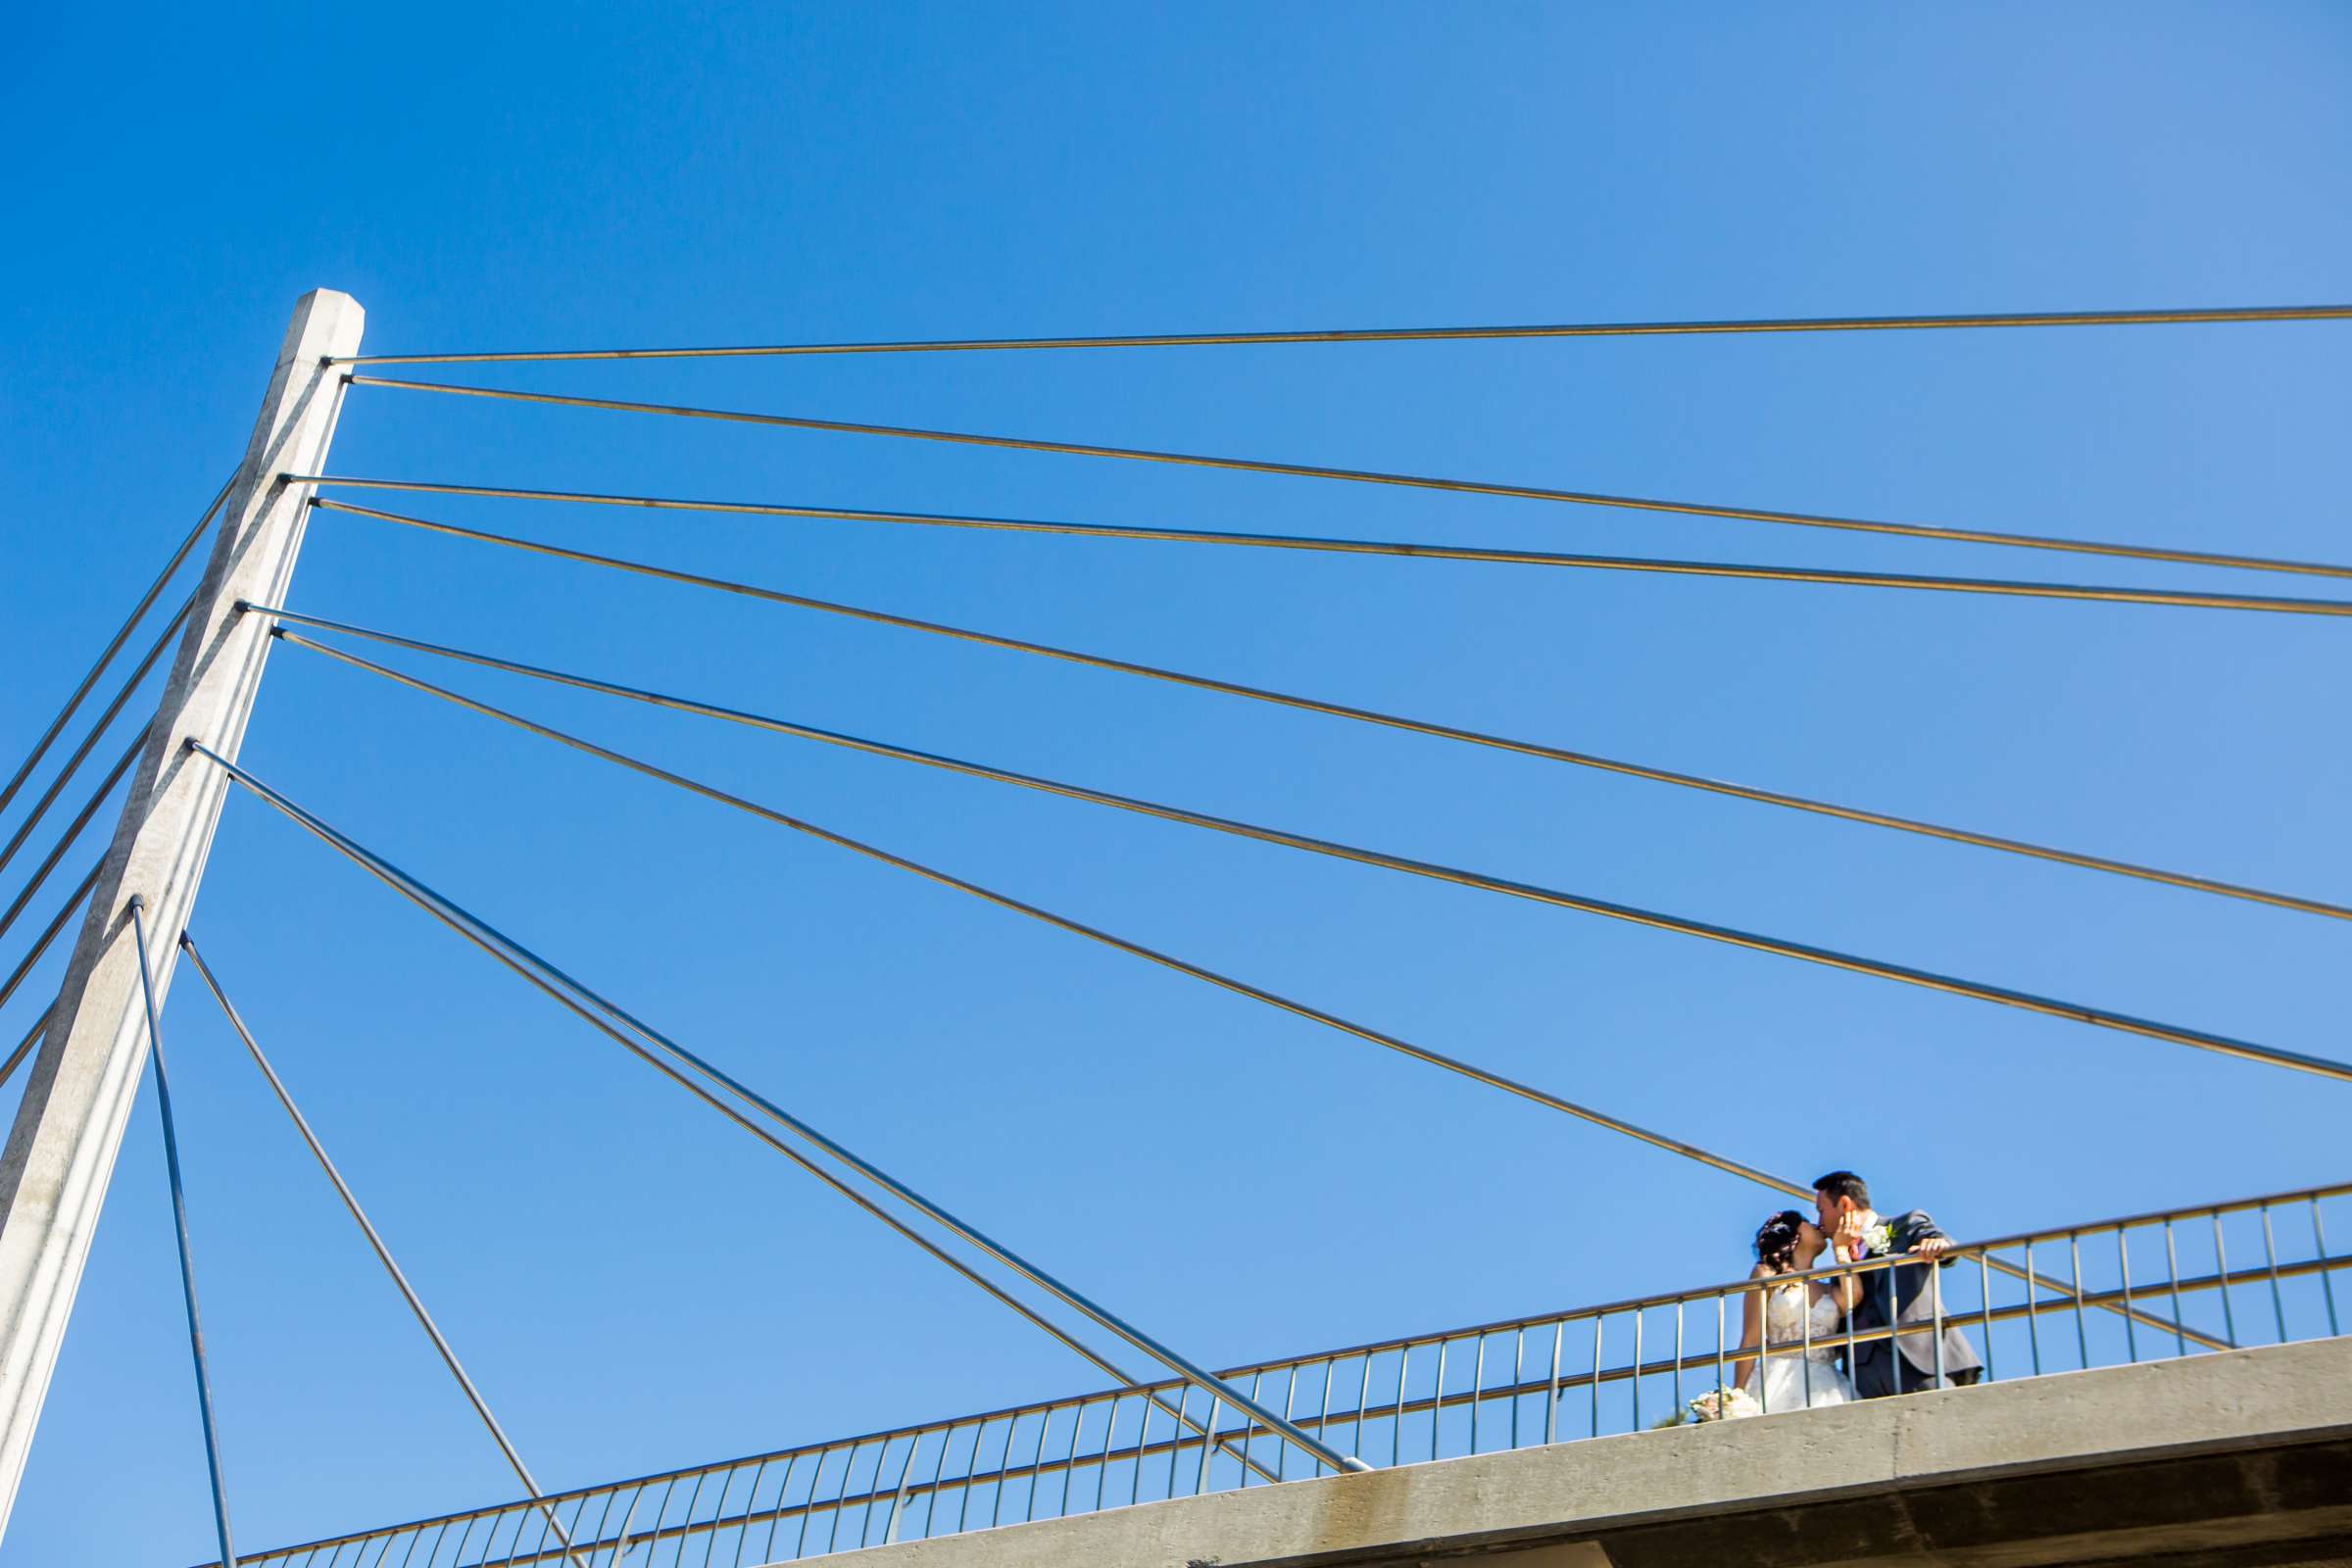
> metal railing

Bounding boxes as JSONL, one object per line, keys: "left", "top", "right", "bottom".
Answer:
{"left": 218, "top": 1179, "right": 2349, "bottom": 1568}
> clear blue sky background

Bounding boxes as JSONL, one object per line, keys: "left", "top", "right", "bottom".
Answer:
{"left": 3, "top": 4, "right": 2349, "bottom": 1562}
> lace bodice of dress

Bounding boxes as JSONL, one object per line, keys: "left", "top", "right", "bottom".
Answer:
{"left": 1764, "top": 1280, "right": 1842, "bottom": 1362}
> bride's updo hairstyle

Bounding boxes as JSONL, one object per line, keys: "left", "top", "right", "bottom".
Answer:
{"left": 1754, "top": 1210, "right": 1807, "bottom": 1273}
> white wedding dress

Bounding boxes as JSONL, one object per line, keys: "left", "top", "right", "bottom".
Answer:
{"left": 1743, "top": 1280, "right": 1859, "bottom": 1415}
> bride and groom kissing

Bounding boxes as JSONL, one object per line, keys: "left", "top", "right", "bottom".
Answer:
{"left": 1726, "top": 1169, "right": 1984, "bottom": 1415}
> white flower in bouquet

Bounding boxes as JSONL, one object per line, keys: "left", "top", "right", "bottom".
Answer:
{"left": 1685, "top": 1386, "right": 1759, "bottom": 1423}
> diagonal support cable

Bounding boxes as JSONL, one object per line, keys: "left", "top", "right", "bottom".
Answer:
{"left": 177, "top": 929, "right": 1270, "bottom": 1493}
{"left": 0, "top": 475, "right": 226, "bottom": 823}
{"left": 331, "top": 300, "right": 2352, "bottom": 366}
{"left": 267, "top": 619, "right": 2351, "bottom": 1086}
{"left": 226, "top": 640, "right": 2231, "bottom": 1358}
{"left": 308, "top": 492, "right": 2352, "bottom": 617}
{"left": 334, "top": 382, "right": 2352, "bottom": 581}
{"left": 0, "top": 1008, "right": 50, "bottom": 1099}
{"left": 125, "top": 898, "right": 237, "bottom": 1568}
{"left": 185, "top": 749, "right": 1310, "bottom": 1481}
{"left": 288, "top": 524, "right": 2352, "bottom": 918}
{"left": 0, "top": 859, "right": 104, "bottom": 1020}
{"left": 176, "top": 932, "right": 594, "bottom": 1568}
{"left": 0, "top": 589, "right": 192, "bottom": 883}
{"left": 0, "top": 731, "right": 146, "bottom": 954}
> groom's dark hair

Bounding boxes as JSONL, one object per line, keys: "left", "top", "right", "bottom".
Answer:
{"left": 1813, "top": 1170, "right": 1870, "bottom": 1207}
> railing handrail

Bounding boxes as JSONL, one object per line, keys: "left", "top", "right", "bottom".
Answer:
{"left": 223, "top": 1175, "right": 2352, "bottom": 1566}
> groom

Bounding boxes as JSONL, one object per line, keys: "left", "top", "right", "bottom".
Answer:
{"left": 1813, "top": 1169, "right": 1984, "bottom": 1396}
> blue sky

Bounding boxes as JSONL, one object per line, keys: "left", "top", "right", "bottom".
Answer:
{"left": 3, "top": 4, "right": 2350, "bottom": 1562}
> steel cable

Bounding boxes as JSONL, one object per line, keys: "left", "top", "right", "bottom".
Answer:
{"left": 178, "top": 929, "right": 1277, "bottom": 1494}
{"left": 190, "top": 742, "right": 1363, "bottom": 1478}
{"left": 296, "top": 516, "right": 2352, "bottom": 917}
{"left": 0, "top": 474, "right": 225, "bottom": 822}
{"left": 336, "top": 382, "right": 2352, "bottom": 581}
{"left": 0, "top": 1008, "right": 50, "bottom": 1098}
{"left": 305, "top": 482, "right": 2352, "bottom": 606}
{"left": 0, "top": 861, "right": 102, "bottom": 1021}
{"left": 0, "top": 731, "right": 145, "bottom": 954}
{"left": 245, "top": 626, "right": 2227, "bottom": 1350}
{"left": 182, "top": 931, "right": 598, "bottom": 1568}
{"left": 268, "top": 622, "right": 2352, "bottom": 1085}
{"left": 332, "top": 301, "right": 2352, "bottom": 366}
{"left": 126, "top": 898, "right": 238, "bottom": 1568}
{"left": 0, "top": 592, "right": 192, "bottom": 883}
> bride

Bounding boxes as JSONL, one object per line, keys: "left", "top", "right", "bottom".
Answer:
{"left": 1732, "top": 1210, "right": 1860, "bottom": 1414}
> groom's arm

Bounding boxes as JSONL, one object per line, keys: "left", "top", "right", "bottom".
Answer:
{"left": 1895, "top": 1210, "right": 1957, "bottom": 1264}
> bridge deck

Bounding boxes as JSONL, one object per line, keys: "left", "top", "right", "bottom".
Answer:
{"left": 789, "top": 1335, "right": 2351, "bottom": 1568}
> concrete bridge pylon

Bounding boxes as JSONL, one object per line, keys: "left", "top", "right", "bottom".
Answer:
{"left": 0, "top": 290, "right": 364, "bottom": 1544}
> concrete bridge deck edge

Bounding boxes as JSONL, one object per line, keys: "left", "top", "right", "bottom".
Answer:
{"left": 788, "top": 1335, "right": 2352, "bottom": 1568}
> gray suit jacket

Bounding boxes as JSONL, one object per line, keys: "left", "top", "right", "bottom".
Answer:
{"left": 1843, "top": 1209, "right": 1985, "bottom": 1397}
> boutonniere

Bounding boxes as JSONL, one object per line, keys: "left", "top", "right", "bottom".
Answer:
{"left": 1860, "top": 1221, "right": 1895, "bottom": 1257}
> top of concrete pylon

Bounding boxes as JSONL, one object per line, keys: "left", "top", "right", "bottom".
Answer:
{"left": 285, "top": 289, "right": 366, "bottom": 365}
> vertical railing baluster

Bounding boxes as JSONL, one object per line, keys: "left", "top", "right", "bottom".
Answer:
{"left": 2021, "top": 1240, "right": 2042, "bottom": 1376}
{"left": 2162, "top": 1221, "right": 2187, "bottom": 1357}
{"left": 880, "top": 1436, "right": 922, "bottom": 1543}
{"left": 842, "top": 1442, "right": 876, "bottom": 1553}
{"left": 1544, "top": 1323, "right": 1563, "bottom": 1447}
{"left": 1081, "top": 1402, "right": 1104, "bottom": 1515}
{"left": 1383, "top": 1345, "right": 1401, "bottom": 1466}
{"left": 1508, "top": 1331, "right": 1524, "bottom": 1450}
{"left": 1629, "top": 1311, "right": 1642, "bottom": 1431}
{"left": 581, "top": 1487, "right": 620, "bottom": 1568}
{"left": 1725, "top": 1294, "right": 1738, "bottom": 1415}
{"left": 1801, "top": 1271, "right": 1815, "bottom": 1407}
{"left": 1024, "top": 1406, "right": 1054, "bottom": 1521}
{"left": 1235, "top": 1373, "right": 1262, "bottom": 1489}
{"left": 511, "top": 1502, "right": 548, "bottom": 1568}
{"left": 1000, "top": 1418, "right": 1027, "bottom": 1527}
{"left": 1469, "top": 1336, "right": 1487, "bottom": 1452}
{"left": 729, "top": 1464, "right": 766, "bottom": 1568}
{"left": 1432, "top": 1340, "right": 1449, "bottom": 1460}
{"left": 2117, "top": 1226, "right": 2138, "bottom": 1363}
{"left": 805, "top": 1447, "right": 838, "bottom": 1554}
{"left": 2210, "top": 1213, "right": 2239, "bottom": 1351}
{"left": 1278, "top": 1369, "right": 1298, "bottom": 1482}
{"left": 1060, "top": 1402, "right": 1085, "bottom": 1519}
{"left": 763, "top": 1455, "right": 798, "bottom": 1564}
{"left": 1672, "top": 1302, "right": 1685, "bottom": 1421}
{"left": 1589, "top": 1316, "right": 1602, "bottom": 1439}
{"left": 615, "top": 1486, "right": 654, "bottom": 1568}
{"left": 1931, "top": 1247, "right": 1945, "bottom": 1388}
{"left": 2311, "top": 1199, "right": 2339, "bottom": 1337}
{"left": 2260, "top": 1204, "right": 2290, "bottom": 1344}
{"left": 1195, "top": 1395, "right": 1221, "bottom": 1495}
{"left": 2068, "top": 1232, "right": 2090, "bottom": 1370}
{"left": 1978, "top": 1250, "right": 1995, "bottom": 1383}
{"left": 446, "top": 1516, "right": 482, "bottom": 1568}
{"left": 1067, "top": 1400, "right": 1091, "bottom": 1523}
{"left": 1162, "top": 1388, "right": 1188, "bottom": 1500}
{"left": 673, "top": 1468, "right": 710, "bottom": 1568}
{"left": 699, "top": 1467, "right": 738, "bottom": 1568}
{"left": 1315, "top": 1358, "right": 1337, "bottom": 1477}
{"left": 1128, "top": 1398, "right": 1151, "bottom": 1506}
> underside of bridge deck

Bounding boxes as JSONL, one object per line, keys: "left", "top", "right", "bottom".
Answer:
{"left": 788, "top": 1336, "right": 2352, "bottom": 1568}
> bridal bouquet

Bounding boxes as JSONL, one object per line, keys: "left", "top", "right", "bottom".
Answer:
{"left": 1685, "top": 1386, "right": 1759, "bottom": 1423}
